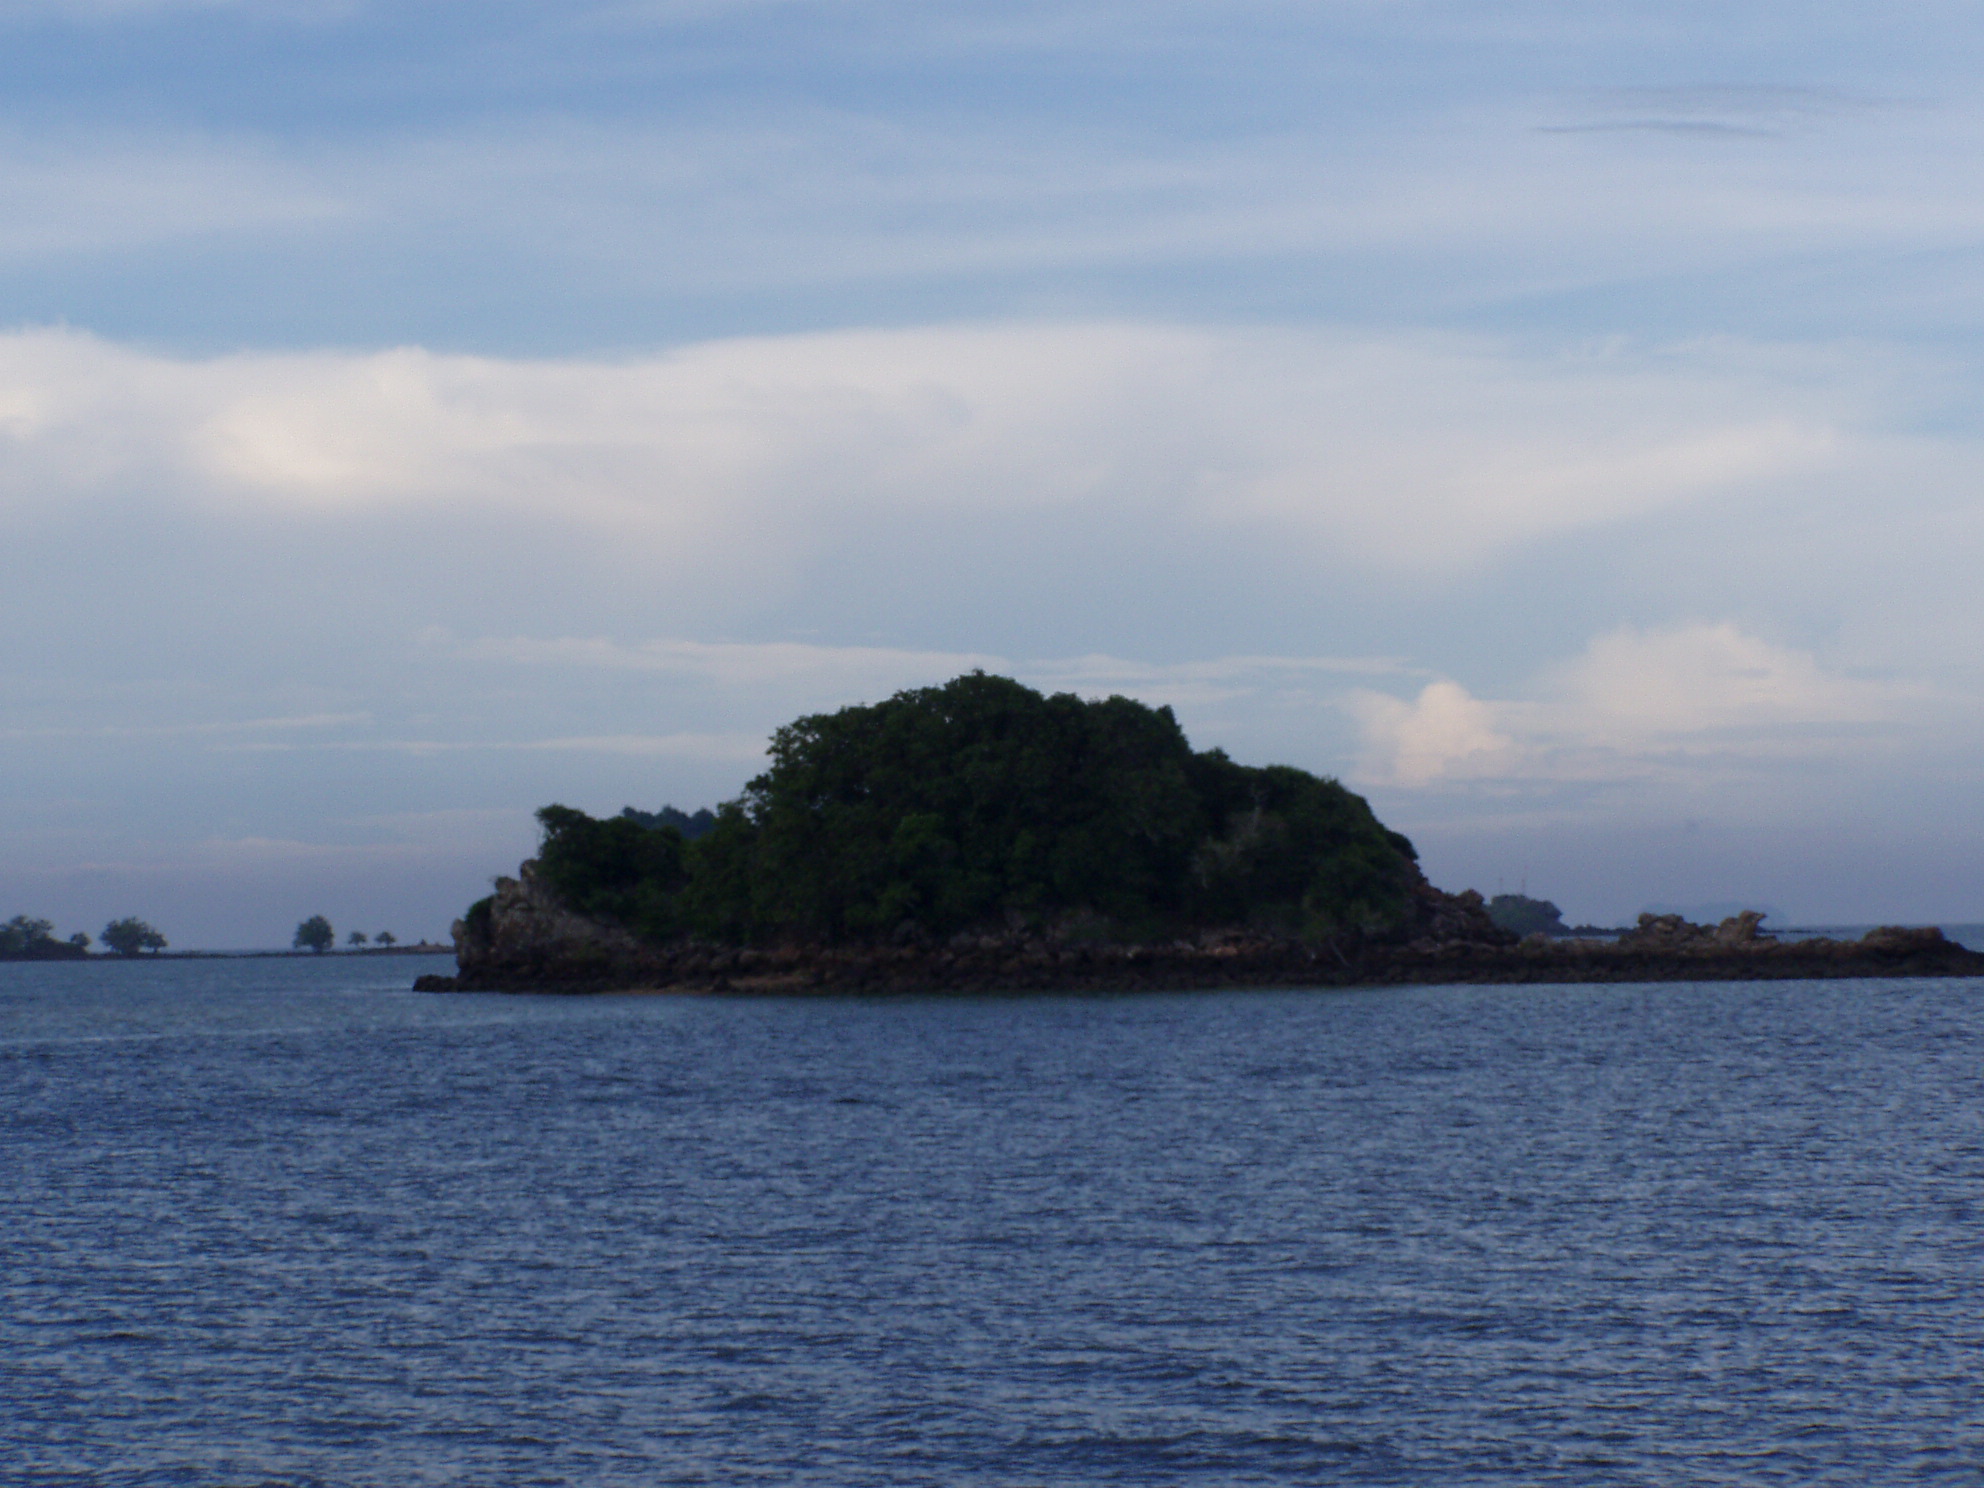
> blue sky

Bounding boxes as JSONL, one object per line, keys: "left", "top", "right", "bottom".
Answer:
{"left": 5, "top": 0, "right": 1984, "bottom": 944}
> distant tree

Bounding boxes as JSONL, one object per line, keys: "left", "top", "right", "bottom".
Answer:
{"left": 69, "top": 931, "right": 90, "bottom": 950}
{"left": 1486, "top": 894, "right": 1566, "bottom": 937}
{"left": 375, "top": 931, "right": 397, "bottom": 947}
{"left": 1, "top": 915, "right": 54, "bottom": 955}
{"left": 102, "top": 917, "right": 168, "bottom": 957}
{"left": 347, "top": 930, "right": 368, "bottom": 947}
{"left": 0, "top": 916, "right": 93, "bottom": 960}
{"left": 294, "top": 915, "right": 334, "bottom": 954}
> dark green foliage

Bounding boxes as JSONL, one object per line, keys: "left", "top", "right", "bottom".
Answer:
{"left": 535, "top": 804, "right": 689, "bottom": 939}
{"left": 101, "top": 917, "right": 168, "bottom": 956}
{"left": 2, "top": 915, "right": 56, "bottom": 955}
{"left": 671, "top": 801, "right": 759, "bottom": 942}
{"left": 0, "top": 916, "right": 85, "bottom": 960}
{"left": 1185, "top": 752, "right": 1420, "bottom": 936}
{"left": 462, "top": 897, "right": 495, "bottom": 942}
{"left": 734, "top": 675, "right": 1208, "bottom": 938}
{"left": 1, "top": 916, "right": 90, "bottom": 959}
{"left": 293, "top": 915, "right": 335, "bottom": 953}
{"left": 1487, "top": 894, "right": 1565, "bottom": 936}
{"left": 620, "top": 805, "right": 717, "bottom": 840}
{"left": 524, "top": 672, "right": 1422, "bottom": 946}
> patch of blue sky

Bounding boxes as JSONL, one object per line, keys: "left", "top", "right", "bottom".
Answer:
{"left": 0, "top": 1, "right": 1972, "bottom": 354}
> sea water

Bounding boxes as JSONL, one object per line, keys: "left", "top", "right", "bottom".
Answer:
{"left": 5, "top": 955, "right": 1984, "bottom": 1485}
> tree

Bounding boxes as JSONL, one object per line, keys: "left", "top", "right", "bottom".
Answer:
{"left": 1, "top": 916, "right": 92, "bottom": 960}
{"left": 294, "top": 915, "right": 334, "bottom": 954}
{"left": 512, "top": 672, "right": 1422, "bottom": 947}
{"left": 1, "top": 915, "right": 56, "bottom": 955}
{"left": 534, "top": 804, "right": 689, "bottom": 940}
{"left": 102, "top": 917, "right": 168, "bottom": 957}
{"left": 347, "top": 930, "right": 369, "bottom": 947}
{"left": 375, "top": 931, "right": 397, "bottom": 947}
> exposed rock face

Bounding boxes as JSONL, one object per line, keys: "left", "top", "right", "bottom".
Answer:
{"left": 1618, "top": 910, "right": 1776, "bottom": 950}
{"left": 414, "top": 869, "right": 1984, "bottom": 995}
{"left": 1610, "top": 912, "right": 1963, "bottom": 961}
{"left": 1404, "top": 886, "right": 1520, "bottom": 955}
{"left": 452, "top": 862, "right": 640, "bottom": 961}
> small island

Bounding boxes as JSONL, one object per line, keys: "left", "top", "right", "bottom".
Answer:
{"left": 418, "top": 673, "right": 1984, "bottom": 994}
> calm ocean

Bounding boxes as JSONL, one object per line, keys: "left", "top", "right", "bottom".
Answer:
{"left": 6, "top": 955, "right": 1983, "bottom": 1484}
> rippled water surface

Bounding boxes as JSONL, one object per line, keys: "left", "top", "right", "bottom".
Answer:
{"left": 6, "top": 956, "right": 1984, "bottom": 1485}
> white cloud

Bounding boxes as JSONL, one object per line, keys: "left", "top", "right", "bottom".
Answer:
{"left": 3, "top": 321, "right": 1982, "bottom": 940}
{"left": 1349, "top": 680, "right": 1517, "bottom": 787}
{"left": 1203, "top": 334, "right": 1841, "bottom": 566}
{"left": 1542, "top": 622, "right": 1909, "bottom": 740}
{"left": 0, "top": 322, "right": 1863, "bottom": 577}
{"left": 1351, "top": 623, "right": 1931, "bottom": 789}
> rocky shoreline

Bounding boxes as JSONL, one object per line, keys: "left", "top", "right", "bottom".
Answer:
{"left": 413, "top": 865, "right": 1984, "bottom": 994}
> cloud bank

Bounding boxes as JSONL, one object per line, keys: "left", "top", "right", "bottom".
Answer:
{"left": 0, "top": 321, "right": 1852, "bottom": 572}
{"left": 3, "top": 317, "right": 1982, "bottom": 937}
{"left": 1351, "top": 624, "right": 1934, "bottom": 789}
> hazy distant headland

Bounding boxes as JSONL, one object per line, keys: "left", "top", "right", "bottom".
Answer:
{"left": 419, "top": 673, "right": 1984, "bottom": 995}
{"left": 0, "top": 912, "right": 450, "bottom": 961}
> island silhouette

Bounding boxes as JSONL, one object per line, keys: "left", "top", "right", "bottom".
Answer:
{"left": 419, "top": 673, "right": 1983, "bottom": 993}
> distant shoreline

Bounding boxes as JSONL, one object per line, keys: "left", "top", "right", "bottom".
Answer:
{"left": 0, "top": 944, "right": 453, "bottom": 963}
{"left": 421, "top": 924, "right": 1984, "bottom": 996}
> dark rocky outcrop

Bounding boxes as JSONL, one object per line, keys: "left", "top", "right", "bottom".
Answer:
{"left": 1618, "top": 909, "right": 1776, "bottom": 950}
{"left": 410, "top": 879, "right": 1984, "bottom": 994}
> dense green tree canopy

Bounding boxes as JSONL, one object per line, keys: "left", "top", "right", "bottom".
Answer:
{"left": 101, "top": 917, "right": 167, "bottom": 956}
{"left": 528, "top": 673, "right": 1421, "bottom": 946}
{"left": 2, "top": 915, "right": 59, "bottom": 956}
{"left": 0, "top": 915, "right": 92, "bottom": 959}
{"left": 294, "top": 915, "right": 335, "bottom": 953}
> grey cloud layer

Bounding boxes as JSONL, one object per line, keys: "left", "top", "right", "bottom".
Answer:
{"left": 4, "top": 320, "right": 1982, "bottom": 936}
{"left": 0, "top": 323, "right": 1859, "bottom": 574}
